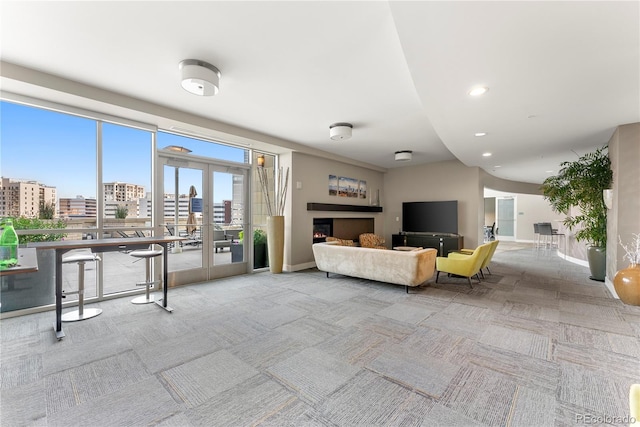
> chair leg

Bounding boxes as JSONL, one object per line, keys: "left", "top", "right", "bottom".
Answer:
{"left": 485, "top": 266, "right": 491, "bottom": 275}
{"left": 467, "top": 277, "right": 473, "bottom": 289}
{"left": 436, "top": 271, "right": 440, "bottom": 283}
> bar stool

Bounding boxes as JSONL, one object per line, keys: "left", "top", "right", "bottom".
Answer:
{"left": 61, "top": 253, "right": 102, "bottom": 322}
{"left": 130, "top": 247, "right": 163, "bottom": 304}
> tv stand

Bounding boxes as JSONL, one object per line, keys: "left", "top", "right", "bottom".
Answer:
{"left": 392, "top": 233, "right": 462, "bottom": 257}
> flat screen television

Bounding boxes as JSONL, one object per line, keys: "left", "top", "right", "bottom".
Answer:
{"left": 402, "top": 200, "right": 458, "bottom": 234}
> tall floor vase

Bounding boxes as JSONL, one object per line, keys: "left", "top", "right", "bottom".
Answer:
{"left": 267, "top": 215, "right": 285, "bottom": 274}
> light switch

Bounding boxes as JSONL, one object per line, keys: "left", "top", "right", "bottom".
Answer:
{"left": 296, "top": 181, "right": 302, "bottom": 189}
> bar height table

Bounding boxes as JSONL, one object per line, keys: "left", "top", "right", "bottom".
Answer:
{"left": 29, "top": 236, "right": 184, "bottom": 340}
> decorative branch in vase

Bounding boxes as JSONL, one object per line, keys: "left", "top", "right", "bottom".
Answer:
{"left": 619, "top": 233, "right": 640, "bottom": 266}
{"left": 256, "top": 155, "right": 289, "bottom": 273}
{"left": 256, "top": 159, "right": 289, "bottom": 216}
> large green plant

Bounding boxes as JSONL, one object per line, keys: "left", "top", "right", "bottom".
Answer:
{"left": 541, "top": 145, "right": 612, "bottom": 247}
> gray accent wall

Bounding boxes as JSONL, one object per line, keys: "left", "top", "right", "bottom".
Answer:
{"left": 383, "top": 160, "right": 484, "bottom": 250}
{"left": 286, "top": 152, "right": 385, "bottom": 271}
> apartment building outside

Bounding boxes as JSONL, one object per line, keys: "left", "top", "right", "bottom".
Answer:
{"left": 0, "top": 177, "right": 57, "bottom": 218}
{"left": 59, "top": 196, "right": 97, "bottom": 218}
{"left": 103, "top": 182, "right": 145, "bottom": 202}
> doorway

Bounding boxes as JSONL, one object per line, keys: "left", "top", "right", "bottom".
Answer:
{"left": 158, "top": 153, "right": 250, "bottom": 285}
{"left": 497, "top": 197, "right": 515, "bottom": 240}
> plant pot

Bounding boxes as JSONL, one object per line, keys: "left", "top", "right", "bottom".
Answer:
{"left": 587, "top": 246, "right": 606, "bottom": 282}
{"left": 230, "top": 244, "right": 244, "bottom": 263}
{"left": 267, "top": 216, "right": 284, "bottom": 274}
{"left": 253, "top": 242, "right": 268, "bottom": 269}
{"left": 613, "top": 263, "right": 640, "bottom": 306}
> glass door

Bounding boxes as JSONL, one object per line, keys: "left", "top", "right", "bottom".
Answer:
{"left": 497, "top": 198, "right": 515, "bottom": 241}
{"left": 159, "top": 154, "right": 249, "bottom": 285}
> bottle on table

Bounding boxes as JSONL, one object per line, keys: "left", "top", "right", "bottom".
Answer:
{"left": 0, "top": 218, "right": 19, "bottom": 270}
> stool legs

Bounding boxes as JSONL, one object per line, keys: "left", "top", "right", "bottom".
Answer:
{"left": 131, "top": 256, "right": 156, "bottom": 304}
{"left": 62, "top": 260, "right": 102, "bottom": 322}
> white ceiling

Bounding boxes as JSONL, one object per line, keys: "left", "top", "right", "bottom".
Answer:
{"left": 1, "top": 1, "right": 638, "bottom": 184}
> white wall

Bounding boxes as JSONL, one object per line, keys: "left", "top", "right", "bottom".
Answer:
{"left": 483, "top": 189, "right": 560, "bottom": 242}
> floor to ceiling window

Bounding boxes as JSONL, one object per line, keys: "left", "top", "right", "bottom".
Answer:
{"left": 0, "top": 98, "right": 272, "bottom": 315}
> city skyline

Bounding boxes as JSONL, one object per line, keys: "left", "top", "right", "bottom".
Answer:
{"left": 1, "top": 101, "right": 245, "bottom": 202}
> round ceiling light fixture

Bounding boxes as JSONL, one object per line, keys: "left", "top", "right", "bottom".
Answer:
{"left": 179, "top": 59, "right": 221, "bottom": 96}
{"left": 395, "top": 150, "right": 413, "bottom": 161}
{"left": 329, "top": 123, "right": 353, "bottom": 140}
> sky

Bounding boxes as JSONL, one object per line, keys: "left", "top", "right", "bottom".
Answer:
{"left": 1, "top": 101, "right": 246, "bottom": 203}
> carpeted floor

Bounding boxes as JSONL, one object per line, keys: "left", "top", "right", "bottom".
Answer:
{"left": 1, "top": 243, "right": 639, "bottom": 426}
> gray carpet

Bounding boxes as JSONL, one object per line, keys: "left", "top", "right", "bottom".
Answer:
{"left": 2, "top": 244, "right": 639, "bottom": 426}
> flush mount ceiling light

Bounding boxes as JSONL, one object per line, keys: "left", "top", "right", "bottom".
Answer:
{"left": 468, "top": 86, "right": 489, "bottom": 96}
{"left": 475, "top": 132, "right": 487, "bottom": 137}
{"left": 179, "top": 59, "right": 220, "bottom": 96}
{"left": 482, "top": 152, "right": 492, "bottom": 157}
{"left": 395, "top": 150, "right": 412, "bottom": 161}
{"left": 329, "top": 123, "right": 353, "bottom": 140}
{"left": 163, "top": 145, "right": 192, "bottom": 153}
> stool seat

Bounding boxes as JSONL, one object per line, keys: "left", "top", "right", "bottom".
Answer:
{"left": 130, "top": 249, "right": 163, "bottom": 259}
{"left": 63, "top": 253, "right": 99, "bottom": 263}
{"left": 130, "top": 248, "right": 163, "bottom": 305}
{"left": 61, "top": 253, "right": 102, "bottom": 322}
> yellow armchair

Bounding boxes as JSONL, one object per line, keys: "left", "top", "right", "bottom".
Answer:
{"left": 453, "top": 240, "right": 499, "bottom": 279}
{"left": 436, "top": 242, "right": 491, "bottom": 288}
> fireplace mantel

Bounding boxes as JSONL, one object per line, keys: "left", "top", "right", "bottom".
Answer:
{"left": 307, "top": 203, "right": 383, "bottom": 213}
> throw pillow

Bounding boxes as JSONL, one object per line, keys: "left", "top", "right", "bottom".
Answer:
{"left": 326, "top": 236, "right": 355, "bottom": 246}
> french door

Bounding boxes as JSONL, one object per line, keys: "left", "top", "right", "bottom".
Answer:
{"left": 158, "top": 153, "right": 250, "bottom": 285}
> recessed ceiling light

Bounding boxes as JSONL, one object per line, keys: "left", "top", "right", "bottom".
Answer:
{"left": 468, "top": 86, "right": 489, "bottom": 96}
{"left": 482, "top": 152, "right": 492, "bottom": 157}
{"left": 475, "top": 132, "right": 487, "bottom": 137}
{"left": 494, "top": 165, "right": 502, "bottom": 168}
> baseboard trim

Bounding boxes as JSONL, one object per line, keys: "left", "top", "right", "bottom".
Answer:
{"left": 286, "top": 261, "right": 317, "bottom": 272}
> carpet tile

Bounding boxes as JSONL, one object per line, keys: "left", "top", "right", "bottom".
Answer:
{"left": 1, "top": 242, "right": 639, "bottom": 426}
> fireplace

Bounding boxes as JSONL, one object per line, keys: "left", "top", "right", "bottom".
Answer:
{"left": 313, "top": 217, "right": 375, "bottom": 243}
{"left": 313, "top": 218, "right": 332, "bottom": 243}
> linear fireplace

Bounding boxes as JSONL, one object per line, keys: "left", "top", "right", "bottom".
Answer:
{"left": 312, "top": 217, "right": 375, "bottom": 243}
{"left": 313, "top": 218, "right": 333, "bottom": 243}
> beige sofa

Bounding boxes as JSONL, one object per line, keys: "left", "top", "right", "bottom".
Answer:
{"left": 312, "top": 241, "right": 437, "bottom": 292}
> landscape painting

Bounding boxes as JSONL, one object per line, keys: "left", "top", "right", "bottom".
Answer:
{"left": 338, "top": 176, "right": 358, "bottom": 198}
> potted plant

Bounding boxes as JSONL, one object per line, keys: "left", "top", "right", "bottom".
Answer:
{"left": 231, "top": 229, "right": 268, "bottom": 268}
{"left": 541, "top": 145, "right": 612, "bottom": 281}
